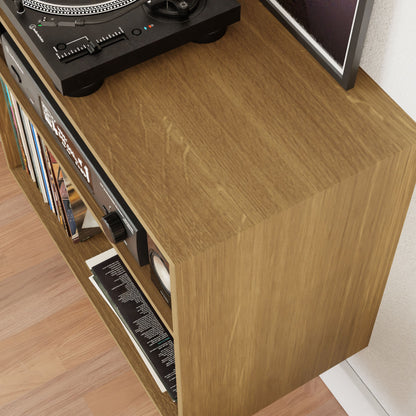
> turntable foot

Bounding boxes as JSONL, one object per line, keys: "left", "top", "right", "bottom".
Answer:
{"left": 67, "top": 80, "right": 104, "bottom": 97}
{"left": 193, "top": 27, "right": 227, "bottom": 44}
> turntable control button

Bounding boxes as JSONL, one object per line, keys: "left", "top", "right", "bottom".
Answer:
{"left": 56, "top": 43, "right": 66, "bottom": 51}
{"left": 100, "top": 212, "right": 127, "bottom": 244}
{"left": 131, "top": 28, "right": 142, "bottom": 36}
{"left": 86, "top": 40, "right": 101, "bottom": 55}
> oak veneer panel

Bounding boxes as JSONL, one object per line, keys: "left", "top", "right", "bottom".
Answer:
{"left": 2, "top": 1, "right": 416, "bottom": 416}
{"left": 0, "top": 146, "right": 346, "bottom": 416}
{"left": 174, "top": 148, "right": 416, "bottom": 416}
{"left": 2, "top": 1, "right": 416, "bottom": 263}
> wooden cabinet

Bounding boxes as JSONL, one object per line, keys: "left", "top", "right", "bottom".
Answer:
{"left": 1, "top": 1, "right": 416, "bottom": 415}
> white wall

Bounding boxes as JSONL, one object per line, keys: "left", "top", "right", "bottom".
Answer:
{"left": 324, "top": 1, "right": 416, "bottom": 415}
{"left": 359, "top": 0, "right": 416, "bottom": 120}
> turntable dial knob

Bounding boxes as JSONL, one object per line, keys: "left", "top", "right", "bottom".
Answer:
{"left": 100, "top": 212, "right": 127, "bottom": 244}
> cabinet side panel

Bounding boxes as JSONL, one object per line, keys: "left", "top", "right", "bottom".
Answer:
{"left": 174, "top": 148, "right": 416, "bottom": 416}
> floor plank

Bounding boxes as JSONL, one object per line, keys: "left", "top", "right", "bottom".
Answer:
{"left": 0, "top": 145, "right": 347, "bottom": 415}
{"left": 0, "top": 254, "right": 84, "bottom": 340}
{"left": 84, "top": 371, "right": 160, "bottom": 416}
{"left": 253, "top": 377, "right": 347, "bottom": 416}
{"left": 0, "top": 211, "right": 57, "bottom": 281}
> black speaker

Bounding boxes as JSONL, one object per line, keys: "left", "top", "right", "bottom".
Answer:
{"left": 147, "top": 235, "right": 171, "bottom": 307}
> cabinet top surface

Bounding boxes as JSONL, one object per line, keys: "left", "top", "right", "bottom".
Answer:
{"left": 2, "top": 0, "right": 416, "bottom": 261}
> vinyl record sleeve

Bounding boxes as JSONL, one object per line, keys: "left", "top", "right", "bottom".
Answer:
{"left": 86, "top": 249, "right": 177, "bottom": 401}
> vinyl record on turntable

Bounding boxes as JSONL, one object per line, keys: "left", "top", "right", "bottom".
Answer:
{"left": 23, "top": 0, "right": 203, "bottom": 18}
{"left": 22, "top": 0, "right": 138, "bottom": 16}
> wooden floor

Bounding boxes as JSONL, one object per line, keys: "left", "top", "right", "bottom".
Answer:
{"left": 0, "top": 146, "right": 348, "bottom": 416}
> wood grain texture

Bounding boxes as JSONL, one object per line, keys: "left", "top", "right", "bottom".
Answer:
{"left": 0, "top": 147, "right": 347, "bottom": 416}
{"left": 0, "top": 147, "right": 158, "bottom": 416}
{"left": 1, "top": 1, "right": 416, "bottom": 263}
{"left": 0, "top": 86, "right": 176, "bottom": 415}
{"left": 5, "top": 168, "right": 178, "bottom": 416}
{"left": 253, "top": 377, "right": 347, "bottom": 416}
{"left": 1, "top": 0, "right": 416, "bottom": 415}
{"left": 0, "top": 60, "right": 174, "bottom": 334}
{"left": 174, "top": 148, "right": 416, "bottom": 416}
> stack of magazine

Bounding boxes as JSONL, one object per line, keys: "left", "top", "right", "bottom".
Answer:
{"left": 1, "top": 78, "right": 101, "bottom": 242}
{"left": 86, "top": 248, "right": 177, "bottom": 402}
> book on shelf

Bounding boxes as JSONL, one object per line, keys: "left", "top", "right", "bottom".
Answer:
{"left": 86, "top": 249, "right": 177, "bottom": 402}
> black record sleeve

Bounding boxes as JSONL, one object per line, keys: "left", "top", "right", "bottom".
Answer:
{"left": 88, "top": 251, "right": 177, "bottom": 401}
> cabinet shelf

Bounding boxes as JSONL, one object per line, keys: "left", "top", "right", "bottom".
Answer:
{"left": 0, "top": 57, "right": 173, "bottom": 332}
{"left": 2, "top": 2, "right": 416, "bottom": 416}
{"left": 8, "top": 165, "right": 178, "bottom": 416}
{"left": 0, "top": 57, "right": 176, "bottom": 415}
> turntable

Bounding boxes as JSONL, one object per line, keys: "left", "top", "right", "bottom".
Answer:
{"left": 0, "top": 0, "right": 240, "bottom": 95}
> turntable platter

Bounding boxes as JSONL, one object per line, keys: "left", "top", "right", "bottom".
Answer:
{"left": 23, "top": 0, "right": 138, "bottom": 16}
